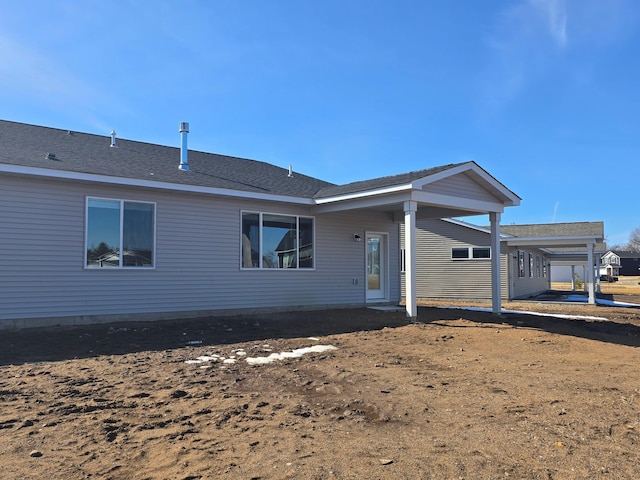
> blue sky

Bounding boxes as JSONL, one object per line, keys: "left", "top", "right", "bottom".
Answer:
{"left": 1, "top": 1, "right": 638, "bottom": 246}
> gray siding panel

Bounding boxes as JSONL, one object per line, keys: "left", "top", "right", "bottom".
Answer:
{"left": 401, "top": 219, "right": 509, "bottom": 300}
{"left": 426, "top": 173, "right": 498, "bottom": 202}
{"left": 1, "top": 175, "right": 399, "bottom": 324}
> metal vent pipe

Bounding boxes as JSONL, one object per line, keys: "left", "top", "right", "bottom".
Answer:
{"left": 178, "top": 122, "right": 190, "bottom": 171}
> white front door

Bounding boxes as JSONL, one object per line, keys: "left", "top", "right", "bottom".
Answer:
{"left": 366, "top": 233, "right": 387, "bottom": 301}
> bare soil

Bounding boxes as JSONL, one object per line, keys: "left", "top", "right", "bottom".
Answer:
{"left": 1, "top": 286, "right": 640, "bottom": 479}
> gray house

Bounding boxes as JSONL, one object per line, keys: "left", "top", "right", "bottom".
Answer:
{"left": 401, "top": 219, "right": 605, "bottom": 303}
{"left": 0, "top": 119, "right": 520, "bottom": 328}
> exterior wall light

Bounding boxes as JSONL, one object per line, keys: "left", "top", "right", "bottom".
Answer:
{"left": 354, "top": 234, "right": 361, "bottom": 242}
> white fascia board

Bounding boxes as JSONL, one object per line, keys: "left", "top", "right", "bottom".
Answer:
{"left": 313, "top": 183, "right": 413, "bottom": 205}
{"left": 505, "top": 235, "right": 602, "bottom": 247}
{"left": 411, "top": 162, "right": 521, "bottom": 206}
{"left": 0, "top": 164, "right": 315, "bottom": 206}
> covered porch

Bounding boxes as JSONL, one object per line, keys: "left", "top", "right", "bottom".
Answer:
{"left": 313, "top": 161, "right": 521, "bottom": 317}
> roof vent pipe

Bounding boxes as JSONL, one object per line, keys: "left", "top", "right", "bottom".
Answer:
{"left": 110, "top": 130, "right": 117, "bottom": 148}
{"left": 287, "top": 165, "right": 293, "bottom": 178}
{"left": 178, "top": 122, "right": 190, "bottom": 171}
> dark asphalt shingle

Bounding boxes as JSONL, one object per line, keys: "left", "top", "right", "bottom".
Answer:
{"left": 1, "top": 119, "right": 474, "bottom": 200}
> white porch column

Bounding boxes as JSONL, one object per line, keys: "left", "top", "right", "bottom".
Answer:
{"left": 596, "top": 252, "right": 601, "bottom": 293}
{"left": 571, "top": 265, "right": 576, "bottom": 291}
{"left": 587, "top": 243, "right": 595, "bottom": 304}
{"left": 404, "top": 201, "right": 418, "bottom": 318}
{"left": 490, "top": 212, "right": 502, "bottom": 315}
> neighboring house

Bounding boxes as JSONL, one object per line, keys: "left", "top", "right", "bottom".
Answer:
{"left": 0, "top": 119, "right": 520, "bottom": 328}
{"left": 400, "top": 219, "right": 604, "bottom": 303}
{"left": 602, "top": 250, "right": 640, "bottom": 278}
{"left": 600, "top": 250, "right": 622, "bottom": 280}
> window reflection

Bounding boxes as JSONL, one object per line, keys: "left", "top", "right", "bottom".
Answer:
{"left": 241, "top": 212, "right": 314, "bottom": 269}
{"left": 86, "top": 198, "right": 155, "bottom": 268}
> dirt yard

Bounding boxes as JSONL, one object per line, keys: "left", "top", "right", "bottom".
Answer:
{"left": 1, "top": 285, "right": 640, "bottom": 479}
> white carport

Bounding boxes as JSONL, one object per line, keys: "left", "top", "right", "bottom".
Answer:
{"left": 503, "top": 235, "right": 605, "bottom": 304}
{"left": 314, "top": 161, "right": 521, "bottom": 318}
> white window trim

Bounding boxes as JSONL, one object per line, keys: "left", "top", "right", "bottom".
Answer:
{"left": 240, "top": 210, "right": 316, "bottom": 271}
{"left": 451, "top": 246, "right": 492, "bottom": 260}
{"left": 84, "top": 196, "right": 156, "bottom": 270}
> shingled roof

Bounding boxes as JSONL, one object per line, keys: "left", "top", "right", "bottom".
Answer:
{"left": 313, "top": 163, "right": 467, "bottom": 198}
{"left": 0, "top": 120, "right": 334, "bottom": 198}
{"left": 500, "top": 222, "right": 604, "bottom": 238}
{"left": 500, "top": 222, "right": 606, "bottom": 252}
{"left": 1, "top": 120, "right": 501, "bottom": 204}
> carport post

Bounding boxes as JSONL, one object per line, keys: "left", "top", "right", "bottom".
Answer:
{"left": 587, "top": 243, "right": 595, "bottom": 304}
{"left": 490, "top": 212, "right": 502, "bottom": 315}
{"left": 596, "top": 253, "right": 601, "bottom": 293}
{"left": 404, "top": 201, "right": 417, "bottom": 318}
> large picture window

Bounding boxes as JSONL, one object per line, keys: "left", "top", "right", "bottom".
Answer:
{"left": 241, "top": 212, "right": 314, "bottom": 269}
{"left": 86, "top": 198, "right": 155, "bottom": 268}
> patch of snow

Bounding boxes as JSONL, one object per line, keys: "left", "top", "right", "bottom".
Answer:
{"left": 245, "top": 345, "right": 338, "bottom": 365}
{"left": 185, "top": 345, "right": 338, "bottom": 367}
{"left": 563, "top": 295, "right": 640, "bottom": 308}
{"left": 439, "top": 306, "right": 608, "bottom": 322}
{"left": 196, "top": 355, "right": 219, "bottom": 362}
{"left": 597, "top": 299, "right": 640, "bottom": 307}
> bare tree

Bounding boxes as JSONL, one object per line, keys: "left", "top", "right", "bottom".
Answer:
{"left": 628, "top": 227, "right": 640, "bottom": 252}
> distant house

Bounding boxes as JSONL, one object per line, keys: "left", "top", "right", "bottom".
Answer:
{"left": 600, "top": 250, "right": 622, "bottom": 280}
{"left": 601, "top": 250, "right": 640, "bottom": 278}
{"left": 400, "top": 219, "right": 604, "bottom": 303}
{"left": 0, "top": 119, "right": 520, "bottom": 328}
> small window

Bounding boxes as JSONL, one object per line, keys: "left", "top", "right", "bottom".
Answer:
{"left": 452, "top": 248, "right": 470, "bottom": 259}
{"left": 452, "top": 246, "right": 490, "bottom": 260}
{"left": 518, "top": 251, "right": 525, "bottom": 277}
{"left": 529, "top": 253, "right": 534, "bottom": 277}
{"left": 86, "top": 198, "right": 155, "bottom": 268}
{"left": 472, "top": 247, "right": 491, "bottom": 259}
{"left": 241, "top": 211, "right": 314, "bottom": 269}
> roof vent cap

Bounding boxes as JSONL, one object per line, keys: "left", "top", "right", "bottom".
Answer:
{"left": 46, "top": 152, "right": 56, "bottom": 160}
{"left": 110, "top": 130, "right": 117, "bottom": 148}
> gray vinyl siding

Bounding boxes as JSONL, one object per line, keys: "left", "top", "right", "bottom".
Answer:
{"left": 0, "top": 175, "right": 399, "bottom": 326}
{"left": 426, "top": 173, "right": 500, "bottom": 203}
{"left": 400, "top": 219, "right": 509, "bottom": 300}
